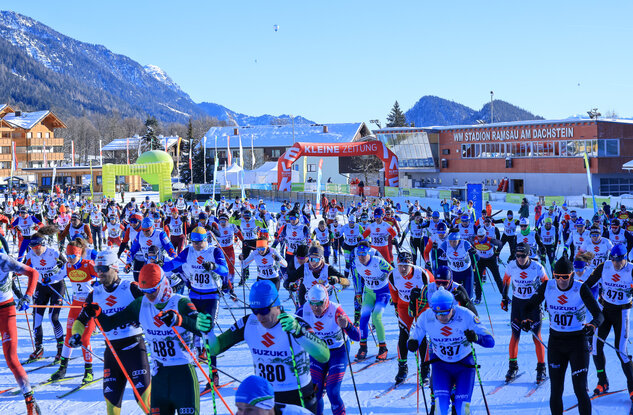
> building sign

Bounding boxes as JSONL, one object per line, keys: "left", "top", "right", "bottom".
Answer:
{"left": 452, "top": 127, "right": 575, "bottom": 142}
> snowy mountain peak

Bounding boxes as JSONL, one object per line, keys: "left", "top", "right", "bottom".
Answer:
{"left": 144, "top": 64, "right": 182, "bottom": 93}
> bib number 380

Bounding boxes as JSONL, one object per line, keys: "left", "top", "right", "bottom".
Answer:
{"left": 258, "top": 363, "right": 286, "bottom": 383}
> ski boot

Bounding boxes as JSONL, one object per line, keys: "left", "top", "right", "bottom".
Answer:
{"left": 593, "top": 371, "right": 609, "bottom": 395}
{"left": 212, "top": 369, "right": 219, "bottom": 386}
{"left": 473, "top": 297, "right": 482, "bottom": 305}
{"left": 53, "top": 338, "right": 64, "bottom": 364}
{"left": 82, "top": 364, "right": 94, "bottom": 384}
{"left": 536, "top": 362, "right": 547, "bottom": 384}
{"left": 355, "top": 342, "right": 368, "bottom": 361}
{"left": 24, "top": 391, "right": 41, "bottom": 415}
{"left": 505, "top": 360, "right": 519, "bottom": 383}
{"left": 28, "top": 344, "right": 44, "bottom": 362}
{"left": 49, "top": 357, "right": 68, "bottom": 381}
{"left": 376, "top": 343, "right": 388, "bottom": 361}
{"left": 395, "top": 360, "right": 408, "bottom": 384}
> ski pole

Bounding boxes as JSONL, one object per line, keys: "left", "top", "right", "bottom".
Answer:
{"left": 415, "top": 350, "right": 429, "bottom": 415}
{"left": 342, "top": 331, "right": 363, "bottom": 415}
{"left": 23, "top": 305, "right": 35, "bottom": 352}
{"left": 29, "top": 304, "right": 82, "bottom": 309}
{"left": 95, "top": 319, "right": 150, "bottom": 414}
{"left": 171, "top": 327, "right": 234, "bottom": 415}
{"left": 473, "top": 258, "right": 494, "bottom": 336}
{"left": 512, "top": 322, "right": 548, "bottom": 350}
{"left": 81, "top": 345, "right": 105, "bottom": 363}
{"left": 596, "top": 334, "right": 625, "bottom": 356}
{"left": 207, "top": 364, "right": 243, "bottom": 384}
{"left": 286, "top": 332, "right": 305, "bottom": 408}
{"left": 471, "top": 345, "right": 491, "bottom": 415}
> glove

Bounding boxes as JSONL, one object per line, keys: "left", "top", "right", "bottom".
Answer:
{"left": 407, "top": 339, "right": 419, "bottom": 352}
{"left": 328, "top": 276, "right": 339, "bottom": 285}
{"left": 425, "top": 261, "right": 431, "bottom": 269}
{"left": 42, "top": 275, "right": 52, "bottom": 285}
{"left": 520, "top": 319, "right": 533, "bottom": 332}
{"left": 124, "top": 263, "right": 132, "bottom": 273}
{"left": 196, "top": 313, "right": 212, "bottom": 333}
{"left": 464, "top": 329, "right": 478, "bottom": 343}
{"left": 17, "top": 295, "right": 31, "bottom": 311}
{"left": 408, "top": 288, "right": 422, "bottom": 317}
{"left": 202, "top": 261, "right": 216, "bottom": 271}
{"left": 583, "top": 323, "right": 596, "bottom": 336}
{"left": 83, "top": 302, "right": 101, "bottom": 318}
{"left": 500, "top": 297, "right": 509, "bottom": 312}
{"left": 68, "top": 333, "right": 82, "bottom": 348}
{"left": 278, "top": 312, "right": 302, "bottom": 336}
{"left": 158, "top": 310, "right": 182, "bottom": 327}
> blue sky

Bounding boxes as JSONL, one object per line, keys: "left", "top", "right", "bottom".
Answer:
{"left": 6, "top": 1, "right": 633, "bottom": 123}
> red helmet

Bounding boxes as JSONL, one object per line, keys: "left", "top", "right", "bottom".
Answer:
{"left": 331, "top": 199, "right": 337, "bottom": 205}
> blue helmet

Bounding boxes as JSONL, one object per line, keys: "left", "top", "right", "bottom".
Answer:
{"left": 432, "top": 211, "right": 440, "bottom": 218}
{"left": 610, "top": 244, "right": 627, "bottom": 261}
{"left": 374, "top": 207, "right": 384, "bottom": 217}
{"left": 141, "top": 217, "right": 154, "bottom": 230}
{"left": 435, "top": 266, "right": 453, "bottom": 282}
{"left": 430, "top": 287, "right": 455, "bottom": 315}
{"left": 461, "top": 214, "right": 470, "bottom": 222}
{"left": 249, "top": 280, "right": 280, "bottom": 309}
{"left": 448, "top": 231, "right": 460, "bottom": 241}
{"left": 436, "top": 222, "right": 447, "bottom": 233}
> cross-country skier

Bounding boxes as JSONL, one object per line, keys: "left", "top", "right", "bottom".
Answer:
{"left": 437, "top": 230, "right": 476, "bottom": 298}
{"left": 0, "top": 251, "right": 41, "bottom": 414}
{"left": 241, "top": 238, "right": 287, "bottom": 291}
{"left": 582, "top": 244, "right": 633, "bottom": 403}
{"left": 388, "top": 250, "right": 433, "bottom": 384}
{"left": 521, "top": 257, "right": 603, "bottom": 415}
{"left": 352, "top": 239, "right": 393, "bottom": 361}
{"left": 501, "top": 242, "right": 548, "bottom": 383}
{"left": 297, "top": 284, "right": 360, "bottom": 415}
{"left": 207, "top": 279, "right": 330, "bottom": 412}
{"left": 235, "top": 375, "right": 312, "bottom": 414}
{"left": 83, "top": 263, "right": 212, "bottom": 415}
{"left": 494, "top": 210, "right": 519, "bottom": 261}
{"left": 408, "top": 287, "right": 495, "bottom": 415}
{"left": 70, "top": 249, "right": 151, "bottom": 415}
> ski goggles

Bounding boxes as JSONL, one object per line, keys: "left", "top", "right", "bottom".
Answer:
{"left": 251, "top": 306, "right": 272, "bottom": 316}
{"left": 515, "top": 253, "right": 528, "bottom": 259}
{"left": 432, "top": 306, "right": 452, "bottom": 316}
{"left": 287, "top": 215, "right": 297, "bottom": 221}
{"left": 147, "top": 254, "right": 159, "bottom": 262}
{"left": 139, "top": 277, "right": 164, "bottom": 294}
{"left": 553, "top": 272, "right": 572, "bottom": 280}
{"left": 356, "top": 246, "right": 371, "bottom": 256}
{"left": 95, "top": 265, "right": 114, "bottom": 273}
{"left": 66, "top": 254, "right": 78, "bottom": 260}
{"left": 309, "top": 299, "right": 325, "bottom": 307}
{"left": 308, "top": 256, "right": 322, "bottom": 263}
{"left": 191, "top": 232, "right": 206, "bottom": 242}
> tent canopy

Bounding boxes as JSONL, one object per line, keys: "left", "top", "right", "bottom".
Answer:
{"left": 623, "top": 160, "right": 633, "bottom": 170}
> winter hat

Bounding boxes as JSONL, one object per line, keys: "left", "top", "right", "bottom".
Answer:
{"left": 249, "top": 280, "right": 280, "bottom": 309}
{"left": 235, "top": 375, "right": 275, "bottom": 410}
{"left": 553, "top": 258, "right": 573, "bottom": 276}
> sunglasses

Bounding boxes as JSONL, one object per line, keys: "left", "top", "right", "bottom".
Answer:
{"left": 357, "top": 248, "right": 370, "bottom": 255}
{"left": 67, "top": 254, "right": 78, "bottom": 260}
{"left": 435, "top": 279, "right": 450, "bottom": 287}
{"left": 309, "top": 257, "right": 322, "bottom": 263}
{"left": 251, "top": 307, "right": 272, "bottom": 316}
{"left": 95, "top": 265, "right": 112, "bottom": 273}
{"left": 309, "top": 300, "right": 325, "bottom": 307}
{"left": 129, "top": 220, "right": 139, "bottom": 225}
{"left": 515, "top": 254, "right": 527, "bottom": 259}
{"left": 147, "top": 255, "right": 158, "bottom": 261}
{"left": 433, "top": 308, "right": 452, "bottom": 316}
{"left": 257, "top": 248, "right": 267, "bottom": 253}
{"left": 553, "top": 273, "right": 572, "bottom": 280}
{"left": 288, "top": 216, "right": 297, "bottom": 220}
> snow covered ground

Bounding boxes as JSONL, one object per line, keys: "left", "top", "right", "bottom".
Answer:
{"left": 1, "top": 191, "right": 631, "bottom": 414}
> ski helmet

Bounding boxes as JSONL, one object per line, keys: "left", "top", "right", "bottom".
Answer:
{"left": 477, "top": 227, "right": 486, "bottom": 237}
{"left": 249, "top": 280, "right": 280, "bottom": 309}
{"left": 374, "top": 207, "right": 384, "bottom": 218}
{"left": 515, "top": 242, "right": 531, "bottom": 257}
{"left": 575, "top": 218, "right": 585, "bottom": 227}
{"left": 448, "top": 231, "right": 460, "bottom": 241}
{"left": 430, "top": 287, "right": 455, "bottom": 315}
{"left": 306, "top": 284, "right": 329, "bottom": 308}
{"left": 519, "top": 218, "right": 529, "bottom": 226}
{"left": 610, "top": 244, "right": 627, "bottom": 261}
{"left": 435, "top": 266, "right": 453, "bottom": 284}
{"left": 397, "top": 251, "right": 414, "bottom": 265}
{"left": 141, "top": 217, "right": 154, "bottom": 230}
{"left": 432, "top": 211, "right": 440, "bottom": 218}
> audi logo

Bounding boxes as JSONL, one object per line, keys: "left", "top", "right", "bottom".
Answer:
{"left": 132, "top": 369, "right": 147, "bottom": 376}
{"left": 179, "top": 408, "right": 195, "bottom": 414}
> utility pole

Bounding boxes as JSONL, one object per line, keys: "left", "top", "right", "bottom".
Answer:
{"left": 490, "top": 91, "right": 494, "bottom": 124}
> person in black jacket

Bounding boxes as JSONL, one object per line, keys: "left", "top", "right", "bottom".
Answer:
{"left": 522, "top": 257, "right": 603, "bottom": 415}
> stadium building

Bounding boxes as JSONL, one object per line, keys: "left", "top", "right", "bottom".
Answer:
{"left": 374, "top": 119, "right": 633, "bottom": 196}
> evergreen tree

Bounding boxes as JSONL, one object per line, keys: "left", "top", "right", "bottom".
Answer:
{"left": 140, "top": 117, "right": 161, "bottom": 152}
{"left": 190, "top": 139, "right": 208, "bottom": 183}
{"left": 386, "top": 101, "right": 407, "bottom": 127}
{"left": 179, "top": 119, "right": 193, "bottom": 183}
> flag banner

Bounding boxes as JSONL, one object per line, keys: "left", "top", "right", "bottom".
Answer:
{"left": 11, "top": 142, "right": 17, "bottom": 172}
{"left": 43, "top": 137, "right": 47, "bottom": 168}
{"left": 212, "top": 157, "right": 219, "bottom": 201}
{"left": 188, "top": 138, "right": 192, "bottom": 170}
{"left": 466, "top": 183, "right": 483, "bottom": 220}
{"left": 71, "top": 140, "right": 75, "bottom": 167}
{"left": 239, "top": 135, "right": 245, "bottom": 199}
{"left": 316, "top": 158, "right": 324, "bottom": 211}
{"left": 203, "top": 136, "right": 207, "bottom": 184}
{"left": 126, "top": 137, "right": 130, "bottom": 165}
{"left": 50, "top": 165, "right": 57, "bottom": 196}
{"left": 99, "top": 139, "right": 103, "bottom": 166}
{"left": 227, "top": 136, "right": 232, "bottom": 166}
{"left": 89, "top": 160, "right": 94, "bottom": 197}
{"left": 251, "top": 134, "right": 255, "bottom": 169}
{"left": 584, "top": 153, "right": 598, "bottom": 214}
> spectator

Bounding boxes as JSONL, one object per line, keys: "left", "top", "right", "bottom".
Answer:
{"left": 519, "top": 197, "right": 529, "bottom": 218}
{"left": 602, "top": 201, "right": 611, "bottom": 217}
{"left": 358, "top": 180, "right": 365, "bottom": 197}
{"left": 534, "top": 201, "right": 542, "bottom": 223}
{"left": 485, "top": 200, "right": 492, "bottom": 217}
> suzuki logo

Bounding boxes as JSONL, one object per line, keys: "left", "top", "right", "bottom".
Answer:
{"left": 453, "top": 252, "right": 458, "bottom": 256}
{"left": 261, "top": 258, "right": 268, "bottom": 264}
{"left": 40, "top": 259, "right": 46, "bottom": 266}
{"left": 146, "top": 240, "right": 153, "bottom": 246}
{"left": 197, "top": 256, "right": 204, "bottom": 264}
{"left": 594, "top": 246, "right": 600, "bottom": 252}
{"left": 105, "top": 295, "right": 117, "bottom": 307}
{"left": 292, "top": 231, "right": 297, "bottom": 237}
{"left": 261, "top": 333, "right": 275, "bottom": 347}
{"left": 557, "top": 295, "right": 568, "bottom": 305}
{"left": 612, "top": 274, "right": 621, "bottom": 283}
{"left": 313, "top": 321, "right": 324, "bottom": 331}
{"left": 519, "top": 271, "right": 528, "bottom": 279}
{"left": 224, "top": 231, "right": 228, "bottom": 235}
{"left": 364, "top": 269, "right": 372, "bottom": 276}
{"left": 404, "top": 281, "right": 414, "bottom": 290}
{"left": 440, "top": 326, "right": 452, "bottom": 336}
{"left": 153, "top": 314, "right": 164, "bottom": 327}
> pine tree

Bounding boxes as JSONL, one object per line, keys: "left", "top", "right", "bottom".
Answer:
{"left": 179, "top": 119, "right": 193, "bottom": 183}
{"left": 386, "top": 101, "right": 407, "bottom": 127}
{"left": 140, "top": 117, "right": 161, "bottom": 152}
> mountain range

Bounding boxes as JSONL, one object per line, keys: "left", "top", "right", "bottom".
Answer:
{"left": 405, "top": 95, "right": 544, "bottom": 127}
{"left": 0, "top": 10, "right": 544, "bottom": 127}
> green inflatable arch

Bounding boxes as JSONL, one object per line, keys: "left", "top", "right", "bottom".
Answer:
{"left": 102, "top": 150, "right": 174, "bottom": 202}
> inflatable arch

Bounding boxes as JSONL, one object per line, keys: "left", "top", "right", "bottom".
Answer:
{"left": 102, "top": 150, "right": 174, "bottom": 202}
{"left": 277, "top": 141, "right": 399, "bottom": 192}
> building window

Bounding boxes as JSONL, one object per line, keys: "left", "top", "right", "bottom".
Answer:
{"left": 453, "top": 179, "right": 458, "bottom": 186}
{"left": 26, "top": 132, "right": 32, "bottom": 138}
{"left": 96, "top": 176, "right": 102, "bottom": 185}
{"left": 45, "top": 132, "right": 50, "bottom": 138}
{"left": 307, "top": 164, "right": 317, "bottom": 172}
{"left": 461, "top": 139, "right": 618, "bottom": 158}
{"left": 42, "top": 177, "right": 51, "bottom": 186}
{"left": 37, "top": 132, "right": 42, "bottom": 138}
{"left": 271, "top": 149, "right": 282, "bottom": 158}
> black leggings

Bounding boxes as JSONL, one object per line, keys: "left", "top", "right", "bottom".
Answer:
{"left": 32, "top": 281, "right": 66, "bottom": 345}
{"left": 475, "top": 256, "right": 503, "bottom": 297}
{"left": 410, "top": 237, "right": 424, "bottom": 266}
{"left": 90, "top": 225, "right": 103, "bottom": 250}
{"left": 104, "top": 336, "right": 150, "bottom": 409}
{"left": 548, "top": 333, "right": 591, "bottom": 415}
{"left": 500, "top": 234, "right": 517, "bottom": 260}
{"left": 592, "top": 305, "right": 633, "bottom": 391}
